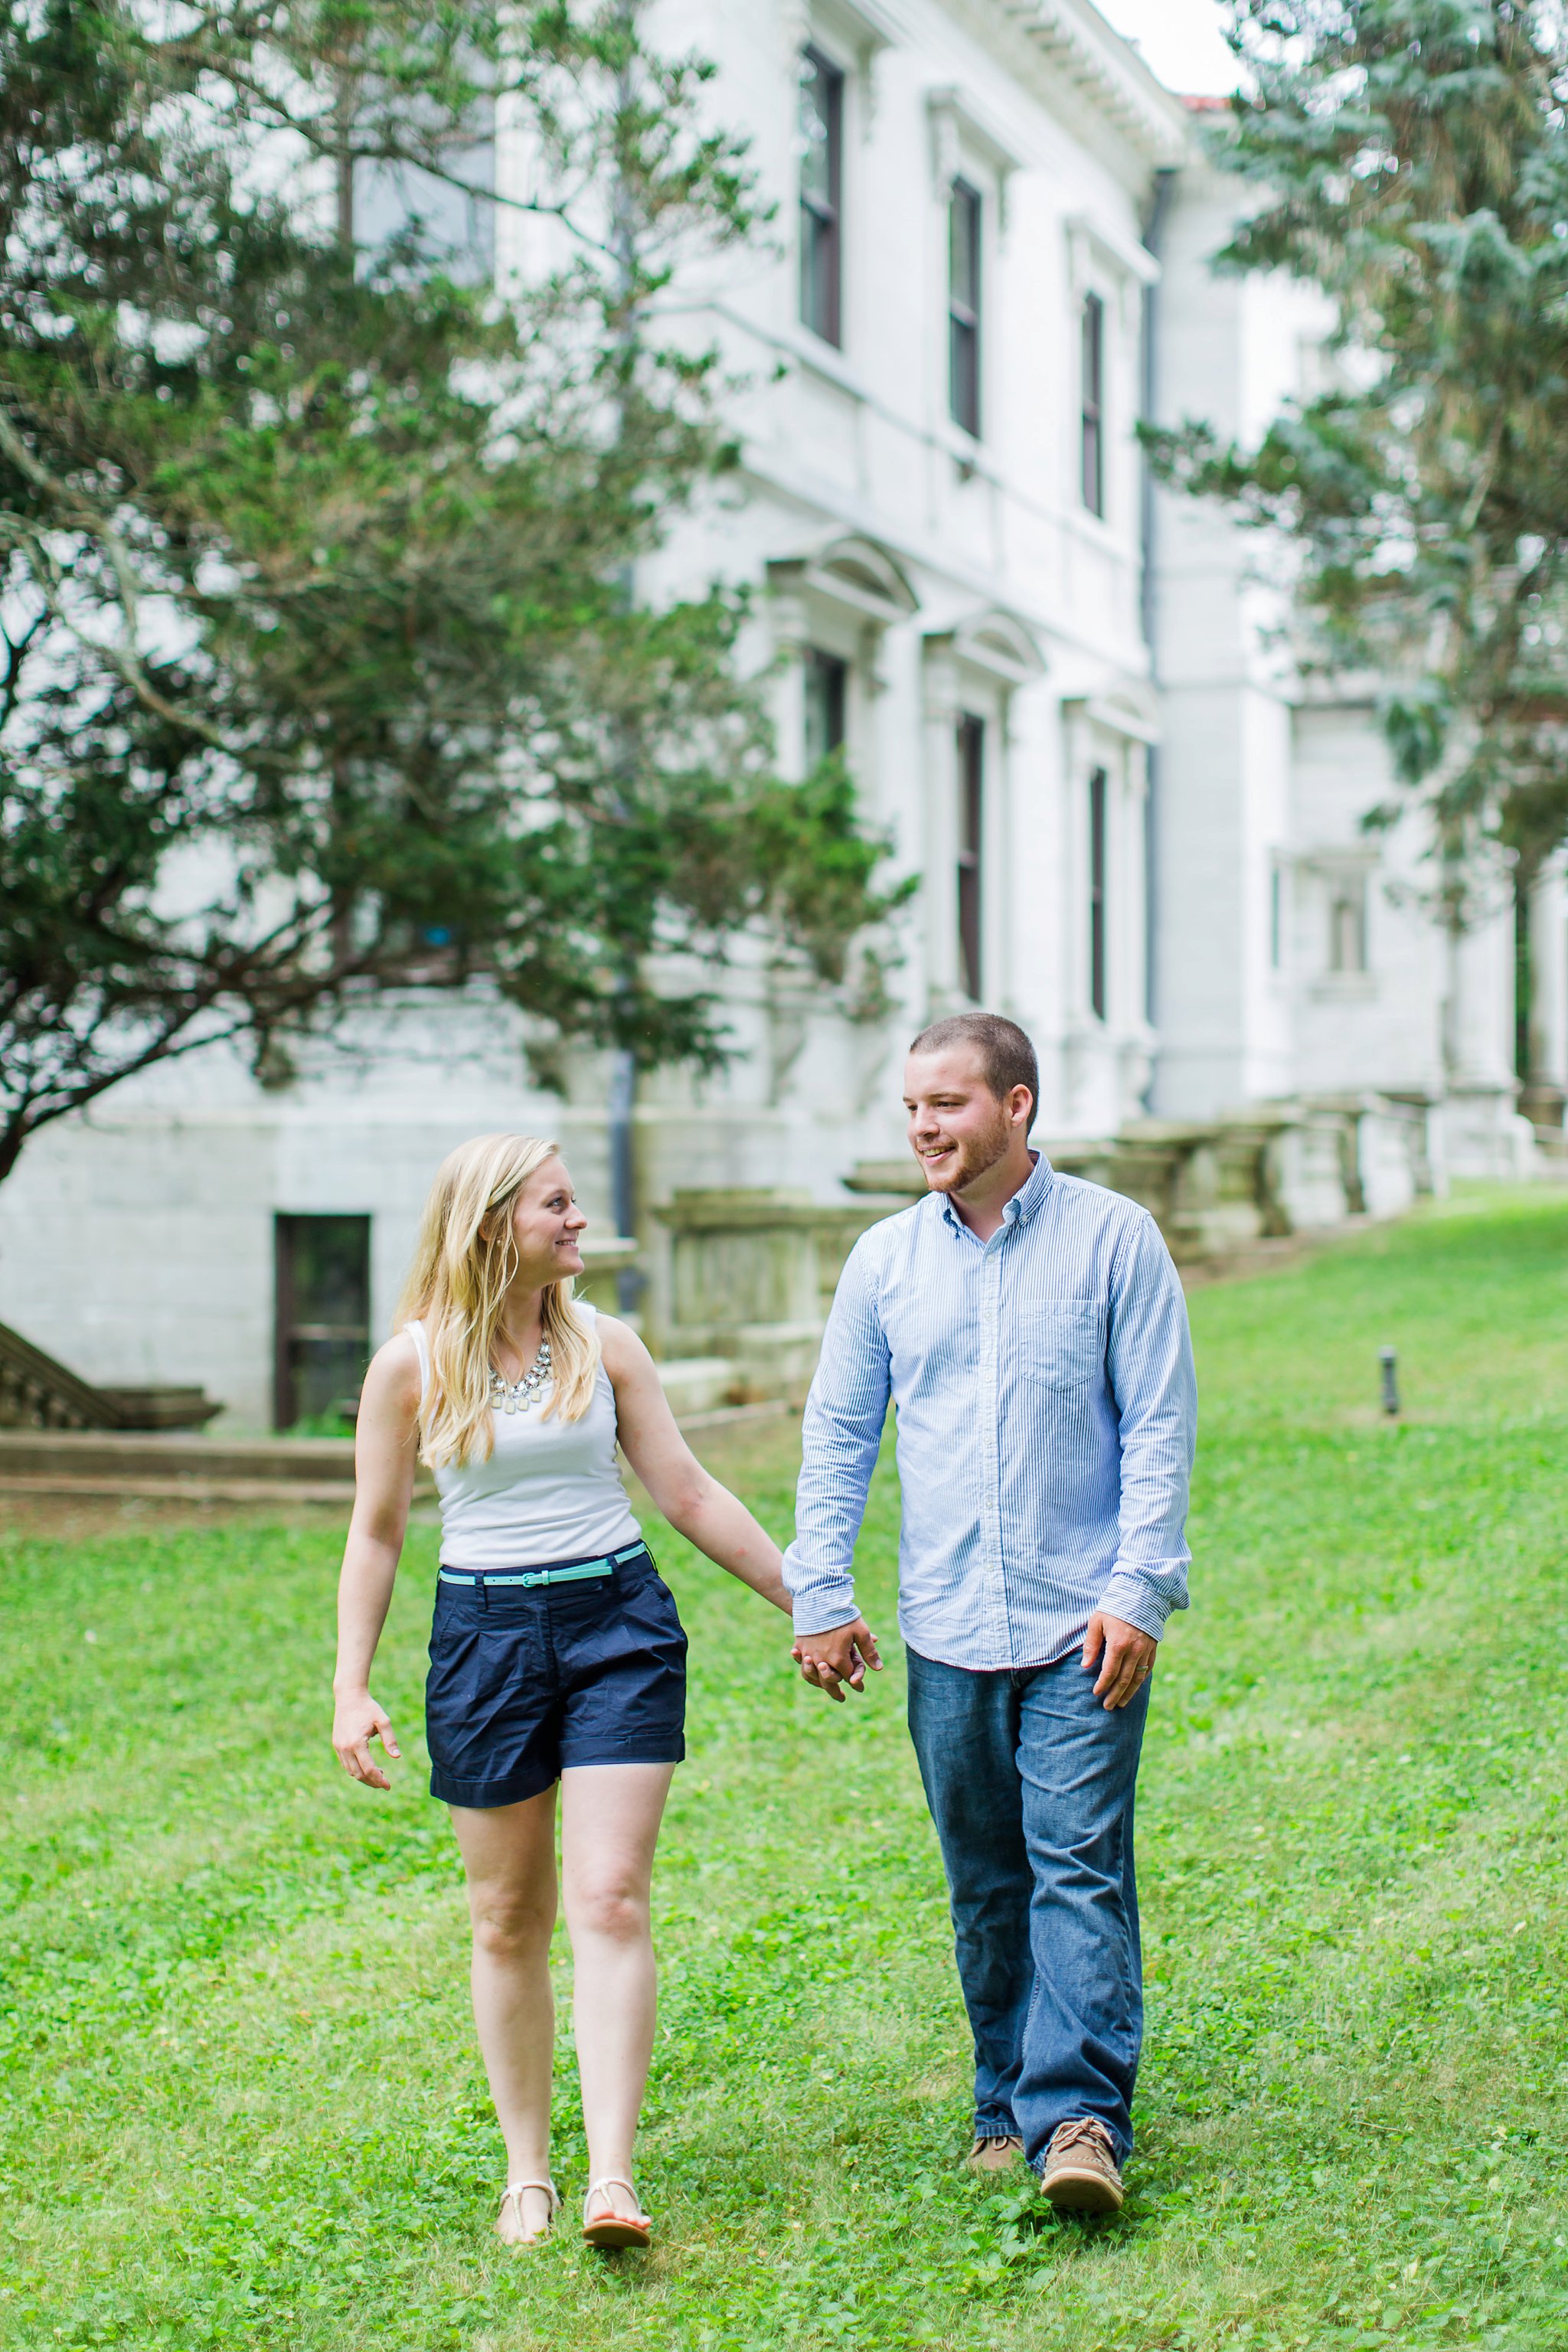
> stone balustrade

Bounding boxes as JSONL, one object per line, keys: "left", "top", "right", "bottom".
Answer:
{"left": 651, "top": 1187, "right": 913, "bottom": 1403}
{"left": 639, "top": 1095, "right": 1440, "bottom": 1405}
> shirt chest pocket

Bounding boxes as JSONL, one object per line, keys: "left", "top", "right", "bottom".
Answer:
{"left": 1018, "top": 1302, "right": 1106, "bottom": 1393}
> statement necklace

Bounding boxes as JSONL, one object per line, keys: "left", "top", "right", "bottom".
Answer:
{"left": 488, "top": 1338, "right": 552, "bottom": 1415}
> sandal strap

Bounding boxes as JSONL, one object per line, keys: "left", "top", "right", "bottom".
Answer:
{"left": 584, "top": 2174, "right": 648, "bottom": 2222}
{"left": 504, "top": 2179, "right": 560, "bottom": 2213}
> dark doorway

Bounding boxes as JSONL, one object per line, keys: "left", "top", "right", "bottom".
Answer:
{"left": 274, "top": 1215, "right": 372, "bottom": 1429}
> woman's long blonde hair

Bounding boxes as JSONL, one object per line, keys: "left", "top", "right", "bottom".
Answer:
{"left": 395, "top": 1133, "right": 600, "bottom": 1468}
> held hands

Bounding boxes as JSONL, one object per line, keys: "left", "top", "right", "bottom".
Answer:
{"left": 1083, "top": 1610, "right": 1157, "bottom": 1710}
{"left": 332, "top": 1690, "right": 401, "bottom": 1789}
{"left": 791, "top": 1610, "right": 1148, "bottom": 1708}
{"left": 792, "top": 1616, "right": 882, "bottom": 1704}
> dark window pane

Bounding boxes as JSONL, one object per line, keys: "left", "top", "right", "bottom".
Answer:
{"left": 1082, "top": 292, "right": 1105, "bottom": 517}
{"left": 1329, "top": 880, "right": 1367, "bottom": 972}
{"left": 353, "top": 106, "right": 496, "bottom": 287}
{"left": 804, "top": 649, "right": 848, "bottom": 769}
{"left": 949, "top": 180, "right": 982, "bottom": 439}
{"left": 801, "top": 54, "right": 836, "bottom": 209}
{"left": 949, "top": 184, "right": 978, "bottom": 312}
{"left": 957, "top": 714, "right": 985, "bottom": 1000}
{"left": 799, "top": 48, "right": 843, "bottom": 346}
{"left": 275, "top": 1214, "right": 371, "bottom": 1428}
{"left": 1089, "top": 766, "right": 1108, "bottom": 1018}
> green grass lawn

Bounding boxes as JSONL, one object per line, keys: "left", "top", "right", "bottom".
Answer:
{"left": 3, "top": 1190, "right": 1568, "bottom": 2351}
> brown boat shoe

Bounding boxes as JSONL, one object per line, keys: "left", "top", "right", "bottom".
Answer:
{"left": 1039, "top": 2117, "right": 1125, "bottom": 2215}
{"left": 965, "top": 2132, "right": 1024, "bottom": 2174}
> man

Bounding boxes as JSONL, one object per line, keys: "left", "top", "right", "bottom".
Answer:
{"left": 782, "top": 1013, "right": 1196, "bottom": 2214}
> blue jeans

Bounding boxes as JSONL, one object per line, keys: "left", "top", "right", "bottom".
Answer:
{"left": 905, "top": 1643, "right": 1149, "bottom": 2168}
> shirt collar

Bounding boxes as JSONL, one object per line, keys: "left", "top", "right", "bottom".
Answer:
{"left": 938, "top": 1148, "right": 1054, "bottom": 1235}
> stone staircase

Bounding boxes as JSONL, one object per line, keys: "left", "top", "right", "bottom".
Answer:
{"left": 0, "top": 1317, "right": 221, "bottom": 1433}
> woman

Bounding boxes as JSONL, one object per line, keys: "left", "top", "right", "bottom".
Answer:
{"left": 331, "top": 1132, "right": 792, "bottom": 2252}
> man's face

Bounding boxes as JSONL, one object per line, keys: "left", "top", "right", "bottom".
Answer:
{"left": 903, "top": 1047, "right": 1022, "bottom": 1195}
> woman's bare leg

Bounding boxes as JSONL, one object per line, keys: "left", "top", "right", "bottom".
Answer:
{"left": 449, "top": 1788, "right": 560, "bottom": 2241}
{"left": 559, "top": 1762, "right": 676, "bottom": 2223}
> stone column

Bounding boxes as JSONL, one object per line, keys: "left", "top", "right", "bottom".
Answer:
{"left": 1524, "top": 857, "right": 1568, "bottom": 1130}
{"left": 767, "top": 580, "right": 810, "bottom": 783}
{"left": 1439, "top": 847, "right": 1527, "bottom": 1175}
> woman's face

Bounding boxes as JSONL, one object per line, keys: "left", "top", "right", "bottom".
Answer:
{"left": 505, "top": 1155, "right": 587, "bottom": 1286}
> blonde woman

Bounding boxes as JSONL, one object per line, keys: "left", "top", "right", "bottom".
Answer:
{"left": 331, "top": 1133, "right": 793, "bottom": 2252}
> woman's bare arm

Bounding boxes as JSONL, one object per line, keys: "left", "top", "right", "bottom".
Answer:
{"left": 599, "top": 1316, "right": 792, "bottom": 1613}
{"left": 332, "top": 1332, "right": 422, "bottom": 1789}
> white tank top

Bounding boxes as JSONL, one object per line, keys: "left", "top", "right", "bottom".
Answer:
{"left": 406, "top": 1305, "right": 642, "bottom": 1572}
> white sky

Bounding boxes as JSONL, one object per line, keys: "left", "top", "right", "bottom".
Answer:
{"left": 1093, "top": 0, "right": 1241, "bottom": 97}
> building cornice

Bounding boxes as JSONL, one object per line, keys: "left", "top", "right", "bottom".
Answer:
{"left": 996, "top": 0, "right": 1192, "bottom": 167}
{"left": 812, "top": 0, "right": 901, "bottom": 58}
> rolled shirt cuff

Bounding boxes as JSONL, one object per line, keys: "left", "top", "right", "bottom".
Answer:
{"left": 791, "top": 1597, "right": 862, "bottom": 1638}
{"left": 782, "top": 1542, "right": 861, "bottom": 1638}
{"left": 1099, "top": 1563, "right": 1189, "bottom": 1644}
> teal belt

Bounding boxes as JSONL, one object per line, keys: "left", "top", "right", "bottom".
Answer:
{"left": 438, "top": 1541, "right": 648, "bottom": 1590}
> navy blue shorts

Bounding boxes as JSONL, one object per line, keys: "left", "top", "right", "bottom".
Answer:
{"left": 424, "top": 1540, "right": 687, "bottom": 1808}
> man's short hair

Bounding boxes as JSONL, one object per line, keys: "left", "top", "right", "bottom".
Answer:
{"left": 908, "top": 1012, "right": 1038, "bottom": 1126}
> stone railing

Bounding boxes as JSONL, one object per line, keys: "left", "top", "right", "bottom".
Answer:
{"left": 1084, "top": 1093, "right": 1436, "bottom": 1256}
{"left": 571, "top": 1236, "right": 640, "bottom": 1318}
{"left": 639, "top": 1096, "right": 1439, "bottom": 1407}
{"left": 0, "top": 1317, "right": 222, "bottom": 1431}
{"left": 652, "top": 1187, "right": 912, "bottom": 1403}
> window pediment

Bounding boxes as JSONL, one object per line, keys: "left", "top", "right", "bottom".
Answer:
{"left": 1067, "top": 211, "right": 1161, "bottom": 292}
{"left": 927, "top": 87, "right": 1024, "bottom": 185}
{"left": 768, "top": 536, "right": 920, "bottom": 626}
{"left": 946, "top": 609, "right": 1046, "bottom": 685}
{"left": 1063, "top": 684, "right": 1160, "bottom": 742}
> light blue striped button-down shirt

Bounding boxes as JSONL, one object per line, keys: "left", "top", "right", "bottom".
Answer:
{"left": 782, "top": 1152, "right": 1197, "bottom": 1671}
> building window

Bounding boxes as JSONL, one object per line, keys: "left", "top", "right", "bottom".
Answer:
{"left": 949, "top": 179, "right": 982, "bottom": 439}
{"left": 803, "top": 648, "right": 848, "bottom": 769}
{"left": 799, "top": 47, "right": 843, "bottom": 347}
{"left": 1269, "top": 862, "right": 1284, "bottom": 969}
{"left": 1328, "top": 875, "right": 1367, "bottom": 973}
{"left": 352, "top": 114, "right": 496, "bottom": 287}
{"left": 1081, "top": 292, "right": 1105, "bottom": 518}
{"left": 274, "top": 1214, "right": 371, "bottom": 1429}
{"left": 1089, "top": 766, "right": 1109, "bottom": 1018}
{"left": 956, "top": 714, "right": 985, "bottom": 999}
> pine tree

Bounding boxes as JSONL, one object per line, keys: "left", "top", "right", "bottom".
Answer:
{"left": 1152, "top": 2, "right": 1568, "bottom": 899}
{"left": 0, "top": 0, "right": 902, "bottom": 1182}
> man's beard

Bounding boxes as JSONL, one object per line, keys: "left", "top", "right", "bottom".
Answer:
{"left": 922, "top": 1107, "right": 1014, "bottom": 1194}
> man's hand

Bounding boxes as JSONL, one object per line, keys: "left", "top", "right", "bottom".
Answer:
{"left": 791, "top": 1617, "right": 882, "bottom": 1704}
{"left": 1082, "top": 1612, "right": 1157, "bottom": 1710}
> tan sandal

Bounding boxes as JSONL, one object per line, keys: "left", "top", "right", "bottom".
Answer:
{"left": 582, "top": 2174, "right": 652, "bottom": 2249}
{"left": 497, "top": 2177, "right": 559, "bottom": 2248}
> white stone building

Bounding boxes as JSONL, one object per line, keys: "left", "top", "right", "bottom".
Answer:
{"left": 0, "top": 0, "right": 1557, "bottom": 1431}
